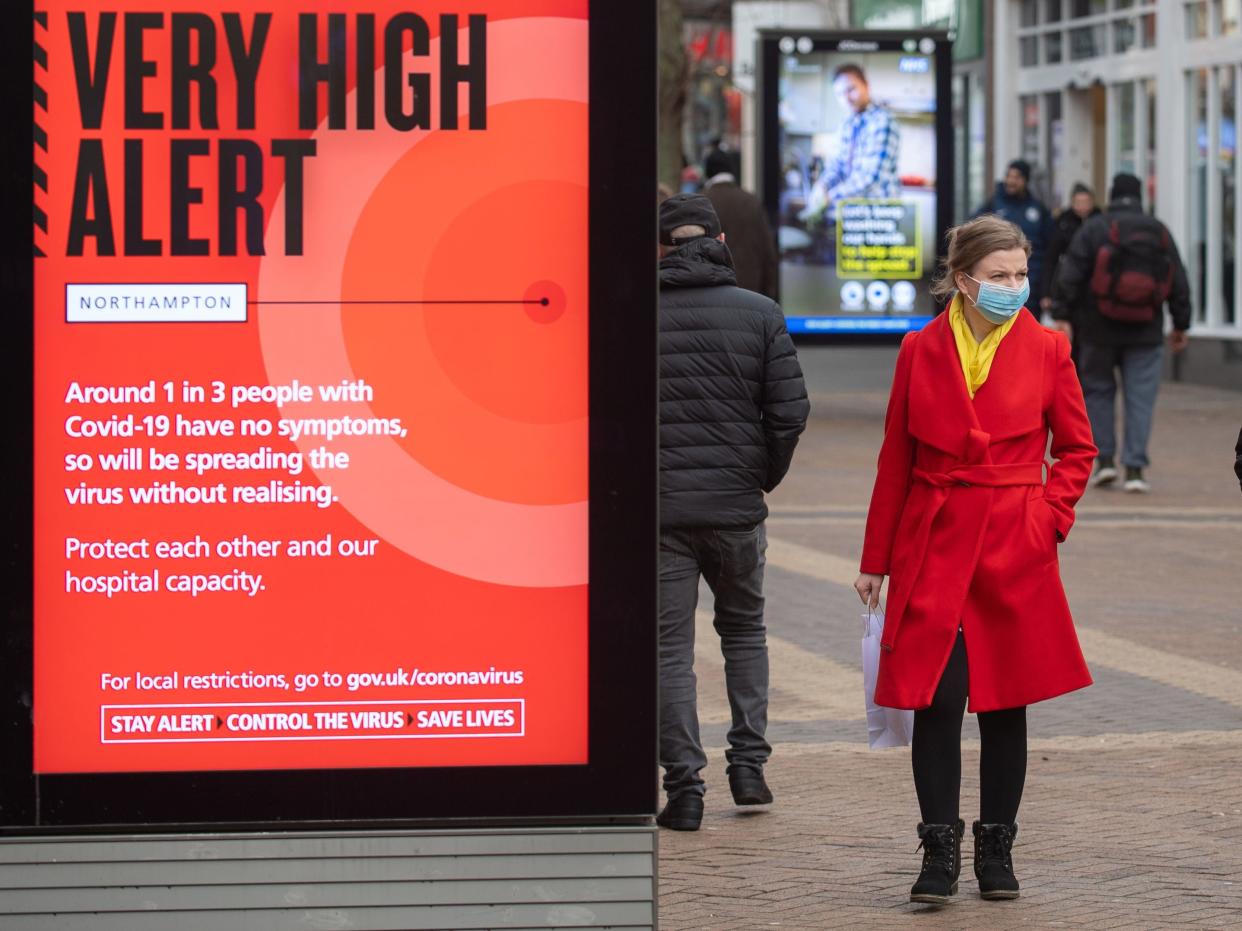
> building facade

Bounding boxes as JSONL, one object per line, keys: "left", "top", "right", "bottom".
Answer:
{"left": 993, "top": 0, "right": 1242, "bottom": 352}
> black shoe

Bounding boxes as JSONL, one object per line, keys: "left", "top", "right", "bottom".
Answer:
{"left": 656, "top": 793, "right": 703, "bottom": 831}
{"left": 909, "top": 821, "right": 964, "bottom": 905}
{"left": 727, "top": 766, "right": 773, "bottom": 806}
{"left": 973, "top": 821, "right": 1020, "bottom": 900}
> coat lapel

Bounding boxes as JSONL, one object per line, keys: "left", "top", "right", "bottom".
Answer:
{"left": 907, "top": 313, "right": 990, "bottom": 461}
{"left": 970, "top": 311, "right": 1046, "bottom": 440}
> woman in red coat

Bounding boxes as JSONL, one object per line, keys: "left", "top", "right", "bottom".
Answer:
{"left": 854, "top": 215, "right": 1096, "bottom": 905}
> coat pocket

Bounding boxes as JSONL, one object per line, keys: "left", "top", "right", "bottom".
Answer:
{"left": 1027, "top": 494, "right": 1059, "bottom": 563}
{"left": 716, "top": 523, "right": 767, "bottom": 575}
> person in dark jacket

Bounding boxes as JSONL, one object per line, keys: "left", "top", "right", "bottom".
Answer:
{"left": 975, "top": 160, "right": 1053, "bottom": 314}
{"left": 1051, "top": 173, "right": 1191, "bottom": 493}
{"left": 1235, "top": 427, "right": 1242, "bottom": 491}
{"left": 1041, "top": 184, "right": 1101, "bottom": 334}
{"left": 656, "top": 193, "right": 809, "bottom": 832}
{"left": 702, "top": 148, "right": 780, "bottom": 299}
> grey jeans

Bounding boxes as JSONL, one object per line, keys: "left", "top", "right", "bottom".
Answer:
{"left": 1079, "top": 341, "right": 1165, "bottom": 468}
{"left": 659, "top": 523, "right": 771, "bottom": 799}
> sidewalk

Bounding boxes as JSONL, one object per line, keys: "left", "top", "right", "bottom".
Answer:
{"left": 658, "top": 346, "right": 1242, "bottom": 930}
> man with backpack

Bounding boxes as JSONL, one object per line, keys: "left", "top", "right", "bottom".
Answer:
{"left": 1051, "top": 173, "right": 1191, "bottom": 493}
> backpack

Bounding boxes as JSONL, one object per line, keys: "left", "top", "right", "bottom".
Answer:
{"left": 1089, "top": 216, "right": 1174, "bottom": 323}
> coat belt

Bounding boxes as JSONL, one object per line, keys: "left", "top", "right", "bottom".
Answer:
{"left": 912, "top": 462, "right": 1045, "bottom": 488}
{"left": 882, "top": 462, "right": 1045, "bottom": 650}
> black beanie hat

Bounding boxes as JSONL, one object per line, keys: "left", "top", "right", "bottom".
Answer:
{"left": 704, "top": 148, "right": 734, "bottom": 180}
{"left": 1109, "top": 172, "right": 1142, "bottom": 201}
{"left": 659, "top": 193, "right": 722, "bottom": 245}
{"left": 1008, "top": 159, "right": 1032, "bottom": 181}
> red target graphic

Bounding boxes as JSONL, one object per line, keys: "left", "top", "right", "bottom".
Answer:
{"left": 258, "top": 18, "right": 588, "bottom": 588}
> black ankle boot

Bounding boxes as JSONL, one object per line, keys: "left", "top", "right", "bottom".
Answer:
{"left": 973, "top": 821, "right": 1020, "bottom": 900}
{"left": 909, "top": 820, "right": 964, "bottom": 904}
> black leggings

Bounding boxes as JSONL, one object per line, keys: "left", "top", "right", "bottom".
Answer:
{"left": 911, "top": 630, "right": 1027, "bottom": 825}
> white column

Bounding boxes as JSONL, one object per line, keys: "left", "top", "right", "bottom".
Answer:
{"left": 1206, "top": 67, "right": 1223, "bottom": 329}
{"left": 1154, "top": 0, "right": 1188, "bottom": 263}
{"left": 991, "top": 0, "right": 1017, "bottom": 173}
{"left": 1236, "top": 63, "right": 1241, "bottom": 332}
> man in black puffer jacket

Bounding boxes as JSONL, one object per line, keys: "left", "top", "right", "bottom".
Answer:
{"left": 655, "top": 193, "right": 809, "bottom": 832}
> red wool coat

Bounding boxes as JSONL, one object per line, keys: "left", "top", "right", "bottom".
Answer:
{"left": 860, "top": 311, "right": 1097, "bottom": 712}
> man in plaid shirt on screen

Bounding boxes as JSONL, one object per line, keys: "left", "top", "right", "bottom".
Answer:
{"left": 800, "top": 63, "right": 901, "bottom": 224}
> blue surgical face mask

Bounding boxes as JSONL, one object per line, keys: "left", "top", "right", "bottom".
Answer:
{"left": 965, "top": 274, "right": 1029, "bottom": 324}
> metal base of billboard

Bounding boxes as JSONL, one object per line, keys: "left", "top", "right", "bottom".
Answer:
{"left": 0, "top": 824, "right": 658, "bottom": 929}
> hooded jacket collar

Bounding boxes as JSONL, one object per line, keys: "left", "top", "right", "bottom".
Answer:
{"left": 659, "top": 237, "right": 738, "bottom": 289}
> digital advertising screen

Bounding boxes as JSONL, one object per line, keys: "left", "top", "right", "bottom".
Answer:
{"left": 759, "top": 31, "right": 953, "bottom": 334}
{"left": 4, "top": 1, "right": 656, "bottom": 829}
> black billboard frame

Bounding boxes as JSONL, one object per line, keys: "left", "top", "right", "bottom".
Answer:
{"left": 0, "top": 2, "right": 658, "bottom": 834}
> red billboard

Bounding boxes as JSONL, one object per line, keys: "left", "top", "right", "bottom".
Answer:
{"left": 33, "top": 1, "right": 592, "bottom": 775}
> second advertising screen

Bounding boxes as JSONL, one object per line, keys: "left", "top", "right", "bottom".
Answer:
{"left": 763, "top": 32, "right": 951, "bottom": 333}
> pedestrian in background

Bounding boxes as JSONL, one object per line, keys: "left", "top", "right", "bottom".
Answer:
{"left": 702, "top": 147, "right": 780, "bottom": 299}
{"left": 974, "top": 160, "right": 1053, "bottom": 316}
{"left": 656, "top": 194, "right": 809, "bottom": 832}
{"left": 1042, "top": 183, "right": 1101, "bottom": 364}
{"left": 1051, "top": 172, "right": 1191, "bottom": 493}
{"left": 854, "top": 215, "right": 1096, "bottom": 905}
{"left": 1234, "top": 427, "right": 1242, "bottom": 490}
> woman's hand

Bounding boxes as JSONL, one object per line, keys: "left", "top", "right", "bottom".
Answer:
{"left": 854, "top": 573, "right": 885, "bottom": 610}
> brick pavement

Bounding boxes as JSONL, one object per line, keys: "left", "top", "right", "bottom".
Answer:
{"left": 657, "top": 346, "right": 1242, "bottom": 930}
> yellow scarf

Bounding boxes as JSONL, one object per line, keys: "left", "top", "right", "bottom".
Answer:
{"left": 948, "top": 293, "right": 1018, "bottom": 398}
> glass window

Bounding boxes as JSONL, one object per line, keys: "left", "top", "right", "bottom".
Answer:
{"left": 1190, "top": 69, "right": 1208, "bottom": 321}
{"left": 1114, "top": 17, "right": 1138, "bottom": 52}
{"left": 1047, "top": 0, "right": 1064, "bottom": 21}
{"left": 1045, "top": 92, "right": 1064, "bottom": 205}
{"left": 1046, "top": 31, "right": 1064, "bottom": 62}
{"left": 953, "top": 73, "right": 968, "bottom": 222}
{"left": 1186, "top": 0, "right": 1210, "bottom": 37}
{"left": 968, "top": 70, "right": 987, "bottom": 216}
{"left": 1071, "top": 0, "right": 1108, "bottom": 17}
{"left": 1117, "top": 82, "right": 1137, "bottom": 174}
{"left": 1141, "top": 12, "right": 1157, "bottom": 45}
{"left": 1021, "top": 36, "right": 1040, "bottom": 66}
{"left": 1070, "top": 24, "right": 1106, "bottom": 58}
{"left": 1225, "top": 0, "right": 1242, "bottom": 34}
{"left": 955, "top": 0, "right": 986, "bottom": 58}
{"left": 1020, "top": 95, "right": 1041, "bottom": 163}
{"left": 1143, "top": 78, "right": 1157, "bottom": 211}
{"left": 1021, "top": 0, "right": 1040, "bottom": 26}
{"left": 1115, "top": 0, "right": 1135, "bottom": 8}
{"left": 1217, "top": 67, "right": 1236, "bottom": 323}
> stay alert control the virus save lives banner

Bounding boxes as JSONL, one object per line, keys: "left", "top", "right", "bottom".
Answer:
{"left": 33, "top": 1, "right": 589, "bottom": 773}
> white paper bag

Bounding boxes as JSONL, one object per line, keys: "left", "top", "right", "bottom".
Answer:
{"left": 861, "top": 607, "right": 915, "bottom": 749}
